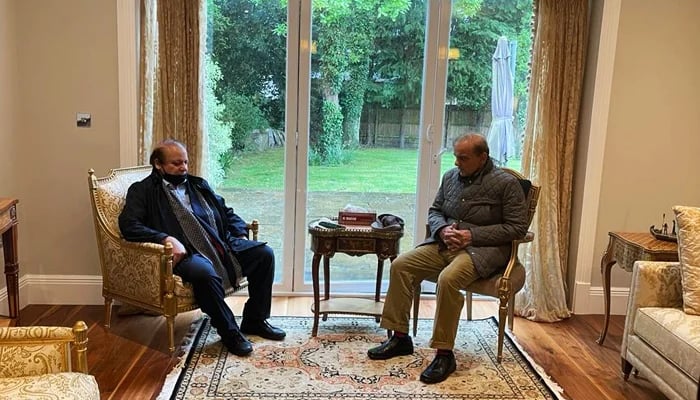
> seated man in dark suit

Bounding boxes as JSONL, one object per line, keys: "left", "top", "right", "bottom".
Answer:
{"left": 367, "top": 133, "right": 528, "bottom": 383}
{"left": 119, "top": 139, "right": 285, "bottom": 356}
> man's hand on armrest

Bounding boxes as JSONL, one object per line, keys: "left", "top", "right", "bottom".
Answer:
{"left": 162, "top": 236, "right": 187, "bottom": 265}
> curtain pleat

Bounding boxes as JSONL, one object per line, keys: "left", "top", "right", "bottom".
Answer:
{"left": 516, "top": 0, "right": 589, "bottom": 322}
{"left": 139, "top": 0, "right": 204, "bottom": 175}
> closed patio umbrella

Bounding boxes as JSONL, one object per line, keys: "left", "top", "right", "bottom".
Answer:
{"left": 486, "top": 36, "right": 515, "bottom": 166}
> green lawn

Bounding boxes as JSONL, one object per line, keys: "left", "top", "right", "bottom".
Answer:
{"left": 223, "top": 148, "right": 521, "bottom": 192}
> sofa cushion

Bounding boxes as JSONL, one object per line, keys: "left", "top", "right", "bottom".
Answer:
{"left": 634, "top": 307, "right": 700, "bottom": 380}
{"left": 0, "top": 372, "right": 99, "bottom": 400}
{"left": 673, "top": 205, "right": 700, "bottom": 315}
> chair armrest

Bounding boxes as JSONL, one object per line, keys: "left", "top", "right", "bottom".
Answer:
{"left": 0, "top": 321, "right": 89, "bottom": 378}
{"left": 627, "top": 261, "right": 683, "bottom": 309}
{"left": 247, "top": 219, "right": 259, "bottom": 241}
{"left": 98, "top": 234, "right": 173, "bottom": 305}
{"left": 621, "top": 261, "right": 682, "bottom": 354}
{"left": 502, "top": 231, "right": 534, "bottom": 278}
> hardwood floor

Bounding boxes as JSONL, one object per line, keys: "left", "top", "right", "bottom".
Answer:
{"left": 11, "top": 297, "right": 666, "bottom": 400}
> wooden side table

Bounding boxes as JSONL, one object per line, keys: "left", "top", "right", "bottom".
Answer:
{"left": 0, "top": 198, "right": 20, "bottom": 320}
{"left": 308, "top": 223, "right": 403, "bottom": 336}
{"left": 596, "top": 231, "right": 677, "bottom": 345}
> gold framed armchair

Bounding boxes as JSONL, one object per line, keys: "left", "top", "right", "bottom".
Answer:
{"left": 88, "top": 166, "right": 257, "bottom": 353}
{"left": 0, "top": 321, "right": 99, "bottom": 399}
{"left": 412, "top": 168, "right": 540, "bottom": 362}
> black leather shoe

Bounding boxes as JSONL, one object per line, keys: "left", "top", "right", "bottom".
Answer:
{"left": 420, "top": 352, "right": 457, "bottom": 384}
{"left": 240, "top": 319, "right": 286, "bottom": 340}
{"left": 221, "top": 330, "right": 253, "bottom": 357}
{"left": 367, "top": 335, "right": 414, "bottom": 360}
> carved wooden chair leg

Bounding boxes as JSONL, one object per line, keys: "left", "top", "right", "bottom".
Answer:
{"left": 166, "top": 315, "right": 176, "bottom": 354}
{"left": 104, "top": 298, "right": 113, "bottom": 328}
{"left": 621, "top": 358, "right": 633, "bottom": 380}
{"left": 465, "top": 291, "right": 473, "bottom": 320}
{"left": 496, "top": 298, "right": 508, "bottom": 362}
{"left": 412, "top": 286, "right": 421, "bottom": 337}
{"left": 507, "top": 293, "right": 515, "bottom": 331}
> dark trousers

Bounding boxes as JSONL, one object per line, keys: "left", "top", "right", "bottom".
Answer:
{"left": 173, "top": 244, "right": 275, "bottom": 336}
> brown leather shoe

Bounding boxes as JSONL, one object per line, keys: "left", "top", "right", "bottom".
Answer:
{"left": 367, "top": 335, "right": 414, "bottom": 360}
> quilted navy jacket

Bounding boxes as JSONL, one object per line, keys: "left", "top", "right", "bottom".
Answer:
{"left": 118, "top": 169, "right": 263, "bottom": 255}
{"left": 425, "top": 158, "right": 528, "bottom": 278}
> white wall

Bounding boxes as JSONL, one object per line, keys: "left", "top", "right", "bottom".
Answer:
{"left": 0, "top": 0, "right": 17, "bottom": 193}
{"left": 570, "top": 0, "right": 700, "bottom": 315}
{"left": 594, "top": 0, "right": 700, "bottom": 286}
{"left": 0, "top": 1, "right": 121, "bottom": 310}
{"left": 0, "top": 0, "right": 19, "bottom": 313}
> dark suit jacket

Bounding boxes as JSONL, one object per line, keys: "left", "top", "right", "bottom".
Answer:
{"left": 118, "top": 169, "right": 263, "bottom": 256}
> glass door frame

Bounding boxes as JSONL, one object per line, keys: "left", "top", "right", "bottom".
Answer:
{"left": 280, "top": 0, "right": 312, "bottom": 294}
{"left": 280, "top": 0, "right": 453, "bottom": 294}
{"left": 415, "top": 0, "right": 452, "bottom": 242}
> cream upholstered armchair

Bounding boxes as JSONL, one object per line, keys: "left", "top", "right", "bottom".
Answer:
{"left": 620, "top": 261, "right": 700, "bottom": 400}
{"left": 621, "top": 261, "right": 699, "bottom": 400}
{"left": 0, "top": 321, "right": 99, "bottom": 399}
{"left": 412, "top": 168, "right": 540, "bottom": 362}
{"left": 621, "top": 205, "right": 700, "bottom": 400}
{"left": 88, "top": 166, "right": 257, "bottom": 353}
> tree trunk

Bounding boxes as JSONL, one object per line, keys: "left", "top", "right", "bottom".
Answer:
{"left": 341, "top": 60, "right": 369, "bottom": 149}
{"left": 399, "top": 108, "right": 406, "bottom": 148}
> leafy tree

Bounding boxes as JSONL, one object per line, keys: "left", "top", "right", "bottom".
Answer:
{"left": 203, "top": 56, "right": 233, "bottom": 187}
{"left": 312, "top": 0, "right": 410, "bottom": 164}
{"left": 206, "top": 0, "right": 533, "bottom": 164}
{"left": 365, "top": 1, "right": 425, "bottom": 111}
{"left": 447, "top": 0, "right": 532, "bottom": 110}
{"left": 208, "top": 0, "right": 286, "bottom": 130}
{"left": 220, "top": 92, "right": 268, "bottom": 152}
{"left": 364, "top": 0, "right": 428, "bottom": 147}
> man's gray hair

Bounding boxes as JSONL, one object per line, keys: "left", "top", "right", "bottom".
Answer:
{"left": 453, "top": 133, "right": 489, "bottom": 156}
{"left": 149, "top": 139, "right": 186, "bottom": 166}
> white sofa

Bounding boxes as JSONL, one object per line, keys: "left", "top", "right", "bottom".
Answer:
{"left": 621, "top": 261, "right": 700, "bottom": 400}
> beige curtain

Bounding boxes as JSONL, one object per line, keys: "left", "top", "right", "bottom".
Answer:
{"left": 139, "top": 0, "right": 205, "bottom": 175}
{"left": 515, "top": 0, "right": 589, "bottom": 322}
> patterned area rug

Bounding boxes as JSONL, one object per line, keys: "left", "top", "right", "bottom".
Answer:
{"left": 159, "top": 316, "right": 564, "bottom": 400}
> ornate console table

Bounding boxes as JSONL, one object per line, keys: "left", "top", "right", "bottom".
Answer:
{"left": 596, "top": 231, "right": 677, "bottom": 345}
{"left": 0, "top": 198, "right": 19, "bottom": 320}
{"left": 308, "top": 223, "right": 403, "bottom": 336}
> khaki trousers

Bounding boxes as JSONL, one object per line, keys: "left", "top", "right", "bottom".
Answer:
{"left": 380, "top": 243, "right": 479, "bottom": 350}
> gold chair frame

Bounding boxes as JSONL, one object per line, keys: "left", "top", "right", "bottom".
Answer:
{"left": 0, "top": 320, "right": 89, "bottom": 375}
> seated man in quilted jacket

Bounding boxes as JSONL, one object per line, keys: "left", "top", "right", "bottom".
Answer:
{"left": 367, "top": 133, "right": 528, "bottom": 383}
{"left": 119, "top": 139, "right": 285, "bottom": 357}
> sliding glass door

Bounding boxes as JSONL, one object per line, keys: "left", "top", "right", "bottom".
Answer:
{"left": 204, "top": 0, "right": 533, "bottom": 294}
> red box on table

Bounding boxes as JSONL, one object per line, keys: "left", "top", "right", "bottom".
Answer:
{"left": 338, "top": 211, "right": 376, "bottom": 226}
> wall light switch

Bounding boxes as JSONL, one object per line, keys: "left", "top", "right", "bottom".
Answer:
{"left": 77, "top": 112, "right": 91, "bottom": 128}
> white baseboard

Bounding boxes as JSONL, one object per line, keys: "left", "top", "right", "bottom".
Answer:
{"left": 572, "top": 280, "right": 629, "bottom": 315}
{"left": 0, "top": 274, "right": 104, "bottom": 314}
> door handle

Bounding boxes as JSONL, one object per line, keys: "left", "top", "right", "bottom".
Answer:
{"left": 425, "top": 124, "right": 433, "bottom": 143}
